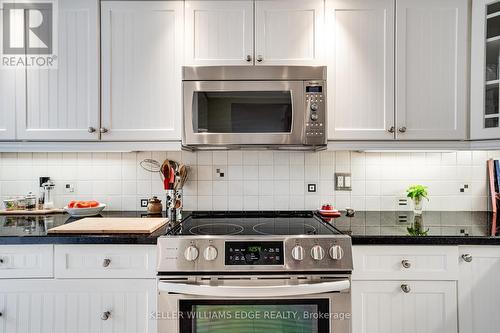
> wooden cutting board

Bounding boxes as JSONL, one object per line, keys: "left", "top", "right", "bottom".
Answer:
{"left": 0, "top": 209, "right": 64, "bottom": 215}
{"left": 47, "top": 218, "right": 168, "bottom": 234}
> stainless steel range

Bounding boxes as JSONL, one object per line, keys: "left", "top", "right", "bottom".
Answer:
{"left": 156, "top": 211, "right": 352, "bottom": 333}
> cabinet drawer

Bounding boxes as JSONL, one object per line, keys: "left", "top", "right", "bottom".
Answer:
{"left": 54, "top": 245, "right": 156, "bottom": 279}
{"left": 0, "top": 245, "right": 53, "bottom": 278}
{"left": 352, "top": 246, "right": 459, "bottom": 280}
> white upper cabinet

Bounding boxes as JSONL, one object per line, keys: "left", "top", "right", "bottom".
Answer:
{"left": 101, "top": 1, "right": 183, "bottom": 141}
{"left": 471, "top": 0, "right": 500, "bottom": 140}
{"left": 0, "top": 70, "right": 19, "bottom": 140}
{"left": 254, "top": 0, "right": 325, "bottom": 65}
{"left": 326, "top": 0, "right": 395, "bottom": 140}
{"left": 185, "top": 1, "right": 254, "bottom": 65}
{"left": 395, "top": 0, "right": 468, "bottom": 140}
{"left": 18, "top": 0, "right": 99, "bottom": 141}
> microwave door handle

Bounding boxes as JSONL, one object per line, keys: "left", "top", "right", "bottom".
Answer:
{"left": 158, "top": 279, "right": 350, "bottom": 298}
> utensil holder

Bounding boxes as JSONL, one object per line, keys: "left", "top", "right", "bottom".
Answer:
{"left": 166, "top": 189, "right": 183, "bottom": 222}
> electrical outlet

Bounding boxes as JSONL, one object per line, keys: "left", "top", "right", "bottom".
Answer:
{"left": 397, "top": 197, "right": 409, "bottom": 208}
{"left": 335, "top": 173, "right": 352, "bottom": 191}
{"left": 140, "top": 199, "right": 149, "bottom": 208}
{"left": 64, "top": 183, "right": 75, "bottom": 193}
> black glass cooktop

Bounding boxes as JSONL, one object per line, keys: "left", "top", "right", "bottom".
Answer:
{"left": 166, "top": 211, "right": 343, "bottom": 236}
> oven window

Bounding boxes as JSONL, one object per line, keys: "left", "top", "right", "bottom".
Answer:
{"left": 179, "top": 299, "right": 329, "bottom": 333}
{"left": 193, "top": 91, "right": 293, "bottom": 133}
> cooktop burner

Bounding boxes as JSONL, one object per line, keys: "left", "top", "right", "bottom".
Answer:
{"left": 166, "top": 211, "right": 342, "bottom": 236}
{"left": 188, "top": 223, "right": 244, "bottom": 235}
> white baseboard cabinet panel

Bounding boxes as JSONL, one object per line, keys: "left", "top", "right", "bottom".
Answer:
{"left": 458, "top": 246, "right": 500, "bottom": 333}
{"left": 352, "top": 280, "right": 458, "bottom": 333}
{"left": 0, "top": 279, "right": 157, "bottom": 333}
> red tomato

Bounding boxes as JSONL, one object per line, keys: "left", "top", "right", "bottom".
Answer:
{"left": 88, "top": 201, "right": 99, "bottom": 208}
{"left": 75, "top": 201, "right": 91, "bottom": 208}
{"left": 68, "top": 201, "right": 77, "bottom": 208}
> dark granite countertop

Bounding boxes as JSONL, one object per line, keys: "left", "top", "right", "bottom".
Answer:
{"left": 327, "top": 211, "right": 500, "bottom": 245}
{"left": 0, "top": 211, "right": 170, "bottom": 245}
{"left": 0, "top": 211, "right": 499, "bottom": 245}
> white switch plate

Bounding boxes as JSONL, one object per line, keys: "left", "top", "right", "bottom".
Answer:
{"left": 335, "top": 173, "right": 351, "bottom": 191}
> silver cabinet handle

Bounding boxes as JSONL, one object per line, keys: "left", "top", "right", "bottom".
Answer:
{"left": 401, "top": 259, "right": 411, "bottom": 269}
{"left": 102, "top": 258, "right": 111, "bottom": 267}
{"left": 256, "top": 55, "right": 263, "bottom": 63}
{"left": 101, "top": 311, "right": 111, "bottom": 321}
{"left": 99, "top": 127, "right": 108, "bottom": 134}
{"left": 388, "top": 126, "right": 395, "bottom": 133}
{"left": 88, "top": 127, "right": 96, "bottom": 133}
{"left": 245, "top": 55, "right": 252, "bottom": 62}
{"left": 462, "top": 254, "right": 473, "bottom": 262}
{"left": 398, "top": 126, "right": 407, "bottom": 133}
{"left": 401, "top": 284, "right": 411, "bottom": 293}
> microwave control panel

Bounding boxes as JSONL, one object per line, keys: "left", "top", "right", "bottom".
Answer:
{"left": 304, "top": 82, "right": 326, "bottom": 145}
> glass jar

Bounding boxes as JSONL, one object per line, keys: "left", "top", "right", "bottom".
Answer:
{"left": 25, "top": 192, "right": 37, "bottom": 210}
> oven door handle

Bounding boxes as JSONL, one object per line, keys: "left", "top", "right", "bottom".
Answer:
{"left": 158, "top": 279, "right": 350, "bottom": 298}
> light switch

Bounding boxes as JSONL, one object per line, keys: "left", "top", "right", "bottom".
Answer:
{"left": 335, "top": 173, "right": 352, "bottom": 191}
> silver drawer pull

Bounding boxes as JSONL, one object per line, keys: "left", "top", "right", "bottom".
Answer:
{"left": 102, "top": 258, "right": 111, "bottom": 267}
{"left": 401, "top": 259, "right": 411, "bottom": 269}
{"left": 462, "top": 254, "right": 473, "bottom": 262}
{"left": 101, "top": 311, "right": 111, "bottom": 321}
{"left": 401, "top": 284, "right": 411, "bottom": 293}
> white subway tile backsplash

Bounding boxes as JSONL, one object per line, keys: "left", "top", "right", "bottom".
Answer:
{"left": 0, "top": 150, "right": 492, "bottom": 212}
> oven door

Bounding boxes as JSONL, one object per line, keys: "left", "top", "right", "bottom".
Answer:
{"left": 183, "top": 81, "right": 305, "bottom": 147}
{"left": 157, "top": 277, "right": 351, "bottom": 333}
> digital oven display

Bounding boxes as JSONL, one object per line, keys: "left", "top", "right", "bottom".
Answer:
{"left": 306, "top": 86, "right": 322, "bottom": 93}
{"left": 225, "top": 241, "right": 284, "bottom": 265}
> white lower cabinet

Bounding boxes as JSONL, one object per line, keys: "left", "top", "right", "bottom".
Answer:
{"left": 458, "top": 246, "right": 500, "bottom": 333}
{"left": 352, "top": 280, "right": 458, "bottom": 333}
{"left": 0, "top": 279, "right": 156, "bottom": 333}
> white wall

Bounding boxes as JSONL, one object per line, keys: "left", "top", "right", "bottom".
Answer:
{"left": 0, "top": 150, "right": 492, "bottom": 211}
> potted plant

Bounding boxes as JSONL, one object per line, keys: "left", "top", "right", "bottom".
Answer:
{"left": 406, "top": 185, "right": 429, "bottom": 215}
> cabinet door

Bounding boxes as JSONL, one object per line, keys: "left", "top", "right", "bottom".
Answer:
{"left": 352, "top": 280, "right": 457, "bottom": 333}
{"left": 255, "top": 0, "right": 324, "bottom": 65}
{"left": 326, "top": 0, "right": 395, "bottom": 140}
{"left": 0, "top": 69, "right": 19, "bottom": 140}
{"left": 471, "top": 0, "right": 500, "bottom": 140}
{"left": 459, "top": 247, "right": 500, "bottom": 333}
{"left": 185, "top": 1, "right": 254, "bottom": 65}
{"left": 18, "top": 0, "right": 100, "bottom": 141}
{"left": 0, "top": 279, "right": 157, "bottom": 333}
{"left": 101, "top": 1, "right": 183, "bottom": 141}
{"left": 395, "top": 0, "right": 468, "bottom": 140}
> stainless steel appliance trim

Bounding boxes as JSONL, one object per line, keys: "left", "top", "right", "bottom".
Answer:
{"left": 158, "top": 279, "right": 350, "bottom": 298}
{"left": 183, "top": 66, "right": 327, "bottom": 81}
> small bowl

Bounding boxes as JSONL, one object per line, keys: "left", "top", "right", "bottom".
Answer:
{"left": 64, "top": 203, "right": 106, "bottom": 217}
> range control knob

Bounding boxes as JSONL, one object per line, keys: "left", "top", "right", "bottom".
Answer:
{"left": 329, "top": 245, "right": 344, "bottom": 260}
{"left": 311, "top": 245, "right": 325, "bottom": 261}
{"left": 310, "top": 103, "right": 319, "bottom": 111}
{"left": 184, "top": 245, "right": 199, "bottom": 261}
{"left": 291, "top": 245, "right": 304, "bottom": 261}
{"left": 310, "top": 113, "right": 319, "bottom": 121}
{"left": 203, "top": 245, "right": 218, "bottom": 261}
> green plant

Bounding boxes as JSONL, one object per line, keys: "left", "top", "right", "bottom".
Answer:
{"left": 406, "top": 185, "right": 429, "bottom": 202}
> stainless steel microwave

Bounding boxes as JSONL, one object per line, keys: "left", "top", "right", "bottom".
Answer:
{"left": 182, "top": 66, "right": 327, "bottom": 150}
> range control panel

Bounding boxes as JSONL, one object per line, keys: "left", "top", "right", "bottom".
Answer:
{"left": 225, "top": 241, "right": 284, "bottom": 266}
{"left": 157, "top": 235, "right": 353, "bottom": 273}
{"left": 304, "top": 82, "right": 326, "bottom": 145}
